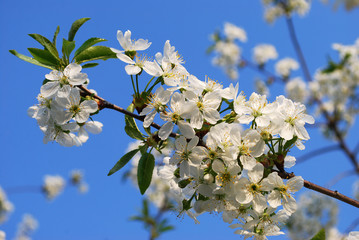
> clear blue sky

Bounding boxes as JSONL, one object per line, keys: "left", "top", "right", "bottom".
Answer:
{"left": 1, "top": 0, "right": 358, "bottom": 239}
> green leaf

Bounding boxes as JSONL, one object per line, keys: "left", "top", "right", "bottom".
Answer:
{"left": 137, "top": 152, "right": 155, "bottom": 195}
{"left": 125, "top": 126, "right": 144, "bottom": 140}
{"left": 125, "top": 104, "right": 144, "bottom": 140}
{"left": 82, "top": 63, "right": 99, "bottom": 68}
{"left": 28, "top": 33, "right": 60, "bottom": 60}
{"left": 9, "top": 50, "right": 55, "bottom": 69}
{"left": 68, "top": 17, "right": 90, "bottom": 41}
{"left": 74, "top": 46, "right": 117, "bottom": 64}
{"left": 53, "top": 26, "right": 60, "bottom": 46}
{"left": 107, "top": 148, "right": 140, "bottom": 176}
{"left": 74, "top": 37, "right": 107, "bottom": 57}
{"left": 142, "top": 199, "right": 149, "bottom": 216}
{"left": 283, "top": 136, "right": 298, "bottom": 151}
{"left": 311, "top": 228, "right": 325, "bottom": 240}
{"left": 27, "top": 48, "right": 60, "bottom": 67}
{"left": 62, "top": 38, "right": 75, "bottom": 63}
{"left": 139, "top": 144, "right": 148, "bottom": 155}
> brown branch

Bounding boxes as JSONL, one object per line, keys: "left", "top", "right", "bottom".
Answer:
{"left": 78, "top": 85, "right": 178, "bottom": 139}
{"left": 80, "top": 86, "right": 359, "bottom": 208}
{"left": 240, "top": 57, "right": 286, "bottom": 83}
{"left": 285, "top": 16, "right": 359, "bottom": 173}
{"left": 326, "top": 170, "right": 356, "bottom": 188}
{"left": 345, "top": 217, "right": 359, "bottom": 233}
{"left": 286, "top": 16, "right": 312, "bottom": 82}
{"left": 278, "top": 171, "right": 359, "bottom": 208}
{"left": 296, "top": 144, "right": 340, "bottom": 164}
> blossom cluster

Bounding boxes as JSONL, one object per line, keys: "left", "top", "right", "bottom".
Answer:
{"left": 42, "top": 170, "right": 89, "bottom": 200}
{"left": 111, "top": 30, "right": 315, "bottom": 238}
{"left": 309, "top": 39, "right": 359, "bottom": 135}
{"left": 262, "top": 0, "right": 311, "bottom": 23}
{"left": 0, "top": 187, "right": 13, "bottom": 224}
{"left": 27, "top": 63, "right": 103, "bottom": 147}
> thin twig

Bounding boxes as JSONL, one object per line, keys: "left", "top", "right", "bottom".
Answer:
{"left": 326, "top": 170, "right": 356, "bottom": 188}
{"left": 80, "top": 85, "right": 359, "bottom": 208}
{"left": 296, "top": 144, "right": 340, "bottom": 164}
{"left": 5, "top": 186, "right": 41, "bottom": 194}
{"left": 278, "top": 171, "right": 359, "bottom": 208}
{"left": 240, "top": 57, "right": 286, "bottom": 83}
{"left": 286, "top": 17, "right": 312, "bottom": 82}
{"left": 78, "top": 85, "right": 178, "bottom": 139}
{"left": 345, "top": 217, "right": 359, "bottom": 233}
{"left": 285, "top": 16, "right": 359, "bottom": 172}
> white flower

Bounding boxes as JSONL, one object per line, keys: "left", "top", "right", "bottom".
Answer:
{"left": 42, "top": 175, "right": 65, "bottom": 200}
{"left": 41, "top": 63, "right": 88, "bottom": 98}
{"left": 159, "top": 92, "right": 195, "bottom": 140}
{"left": 0, "top": 186, "right": 13, "bottom": 224}
{"left": 140, "top": 86, "right": 171, "bottom": 128}
{"left": 235, "top": 92, "right": 276, "bottom": 128}
{"left": 234, "top": 163, "right": 267, "bottom": 212}
{"left": 224, "top": 22, "right": 247, "bottom": 42}
{"left": 275, "top": 58, "right": 299, "bottom": 77}
{"left": 184, "top": 90, "right": 222, "bottom": 129}
{"left": 212, "top": 160, "right": 241, "bottom": 188}
{"left": 42, "top": 121, "right": 81, "bottom": 147}
{"left": 53, "top": 88, "right": 98, "bottom": 124}
{"left": 77, "top": 121, "right": 103, "bottom": 143}
{"left": 170, "top": 136, "right": 202, "bottom": 178}
{"left": 0, "top": 230, "right": 5, "bottom": 240}
{"left": 14, "top": 214, "right": 38, "bottom": 240}
{"left": 155, "top": 40, "right": 184, "bottom": 66}
{"left": 285, "top": 77, "right": 307, "bottom": 103}
{"left": 253, "top": 44, "right": 278, "bottom": 65}
{"left": 275, "top": 95, "right": 314, "bottom": 140}
{"left": 262, "top": 172, "right": 304, "bottom": 215}
{"left": 112, "top": 30, "right": 151, "bottom": 53}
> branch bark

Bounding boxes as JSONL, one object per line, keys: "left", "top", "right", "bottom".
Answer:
{"left": 285, "top": 16, "right": 359, "bottom": 173}
{"left": 278, "top": 171, "right": 359, "bottom": 208}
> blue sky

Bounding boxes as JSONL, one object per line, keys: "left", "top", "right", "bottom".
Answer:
{"left": 1, "top": 0, "right": 359, "bottom": 239}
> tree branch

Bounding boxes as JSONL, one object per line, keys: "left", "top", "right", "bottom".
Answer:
{"left": 285, "top": 17, "right": 312, "bottom": 82}
{"left": 278, "top": 171, "right": 359, "bottom": 208}
{"left": 326, "top": 170, "right": 356, "bottom": 188}
{"left": 78, "top": 85, "right": 178, "bottom": 139}
{"left": 296, "top": 144, "right": 340, "bottom": 164}
{"left": 240, "top": 57, "right": 286, "bottom": 83}
{"left": 285, "top": 16, "right": 359, "bottom": 173}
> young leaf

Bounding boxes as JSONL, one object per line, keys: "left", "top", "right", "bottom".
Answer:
{"left": 62, "top": 38, "right": 75, "bottom": 63}
{"left": 9, "top": 50, "right": 55, "bottom": 70}
{"left": 310, "top": 228, "right": 325, "bottom": 240}
{"left": 125, "top": 125, "right": 144, "bottom": 140}
{"left": 27, "top": 48, "right": 60, "bottom": 67}
{"left": 68, "top": 17, "right": 90, "bottom": 41}
{"left": 137, "top": 152, "right": 155, "bottom": 195}
{"left": 74, "top": 37, "right": 107, "bottom": 57}
{"left": 53, "top": 26, "right": 60, "bottom": 46}
{"left": 82, "top": 63, "right": 99, "bottom": 68}
{"left": 107, "top": 148, "right": 140, "bottom": 176}
{"left": 28, "top": 33, "right": 60, "bottom": 60}
{"left": 125, "top": 104, "right": 144, "bottom": 140}
{"left": 74, "top": 46, "right": 117, "bottom": 64}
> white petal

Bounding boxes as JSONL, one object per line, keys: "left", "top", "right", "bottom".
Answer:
{"left": 40, "top": 81, "right": 60, "bottom": 98}
{"left": 81, "top": 100, "right": 98, "bottom": 113}
{"left": 248, "top": 163, "right": 264, "bottom": 183}
{"left": 212, "top": 160, "right": 225, "bottom": 174}
{"left": 125, "top": 65, "right": 141, "bottom": 75}
{"left": 267, "top": 191, "right": 282, "bottom": 208}
{"left": 287, "top": 176, "right": 304, "bottom": 192}
{"left": 178, "top": 121, "right": 195, "bottom": 139}
{"left": 159, "top": 122, "right": 173, "bottom": 140}
{"left": 84, "top": 121, "right": 103, "bottom": 134}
